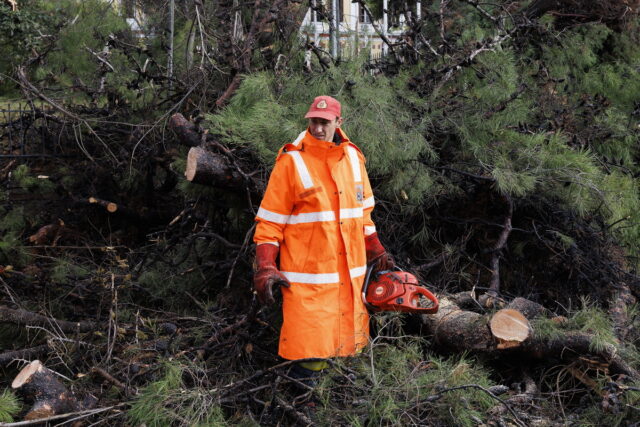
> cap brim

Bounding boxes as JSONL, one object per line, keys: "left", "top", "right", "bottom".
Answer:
{"left": 305, "top": 111, "right": 338, "bottom": 120}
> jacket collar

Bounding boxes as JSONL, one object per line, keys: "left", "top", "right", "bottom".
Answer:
{"left": 284, "top": 128, "right": 351, "bottom": 152}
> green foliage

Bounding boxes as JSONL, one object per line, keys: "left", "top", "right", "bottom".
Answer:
{"left": 0, "top": 206, "right": 26, "bottom": 234}
{"left": 0, "top": 390, "right": 20, "bottom": 423}
{"left": 50, "top": 258, "right": 91, "bottom": 284}
{"left": 128, "top": 361, "right": 226, "bottom": 426}
{"left": 133, "top": 233, "right": 227, "bottom": 310}
{"left": 422, "top": 20, "right": 640, "bottom": 261}
{"left": 576, "top": 393, "right": 640, "bottom": 427}
{"left": 0, "top": 1, "right": 58, "bottom": 94}
{"left": 533, "top": 299, "right": 617, "bottom": 352}
{"left": 318, "top": 337, "right": 496, "bottom": 426}
{"left": 31, "top": 0, "right": 131, "bottom": 102}
{"left": 0, "top": 205, "right": 29, "bottom": 267}
{"left": 11, "top": 165, "right": 55, "bottom": 193}
{"left": 207, "top": 58, "right": 436, "bottom": 204}
{"left": 569, "top": 301, "right": 617, "bottom": 352}
{"left": 0, "top": 0, "right": 172, "bottom": 111}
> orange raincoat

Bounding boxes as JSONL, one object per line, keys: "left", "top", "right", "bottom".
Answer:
{"left": 253, "top": 128, "right": 378, "bottom": 360}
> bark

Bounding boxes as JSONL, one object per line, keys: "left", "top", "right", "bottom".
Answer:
{"left": 421, "top": 296, "right": 639, "bottom": 379}
{"left": 169, "top": 113, "right": 207, "bottom": 147}
{"left": 88, "top": 197, "right": 118, "bottom": 213}
{"left": 88, "top": 197, "right": 142, "bottom": 221}
{"left": 0, "top": 344, "right": 49, "bottom": 366}
{"left": 522, "top": 332, "right": 638, "bottom": 379}
{"left": 609, "top": 282, "right": 636, "bottom": 342}
{"left": 421, "top": 297, "right": 495, "bottom": 351}
{"left": 185, "top": 146, "right": 244, "bottom": 188}
{"left": 12, "top": 360, "right": 97, "bottom": 421}
{"left": 506, "top": 297, "right": 547, "bottom": 320}
{"left": 28, "top": 220, "right": 66, "bottom": 246}
{"left": 485, "top": 194, "right": 513, "bottom": 299}
{"left": 0, "top": 306, "right": 97, "bottom": 333}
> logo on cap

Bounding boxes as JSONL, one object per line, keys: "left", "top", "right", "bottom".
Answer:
{"left": 317, "top": 100, "right": 327, "bottom": 109}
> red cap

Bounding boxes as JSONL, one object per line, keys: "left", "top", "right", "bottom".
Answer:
{"left": 304, "top": 96, "right": 341, "bottom": 121}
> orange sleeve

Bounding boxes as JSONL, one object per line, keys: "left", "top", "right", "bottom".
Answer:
{"left": 361, "top": 155, "right": 377, "bottom": 237}
{"left": 253, "top": 154, "right": 295, "bottom": 246}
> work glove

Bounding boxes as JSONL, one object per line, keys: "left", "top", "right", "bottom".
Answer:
{"left": 253, "top": 243, "right": 290, "bottom": 305}
{"left": 365, "top": 232, "right": 395, "bottom": 273}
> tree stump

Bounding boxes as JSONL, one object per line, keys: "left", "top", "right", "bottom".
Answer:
{"left": 12, "top": 360, "right": 95, "bottom": 420}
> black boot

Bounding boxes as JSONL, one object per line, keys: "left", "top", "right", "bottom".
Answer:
{"left": 288, "top": 363, "right": 321, "bottom": 389}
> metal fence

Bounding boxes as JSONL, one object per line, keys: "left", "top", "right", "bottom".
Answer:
{"left": 0, "top": 102, "right": 73, "bottom": 159}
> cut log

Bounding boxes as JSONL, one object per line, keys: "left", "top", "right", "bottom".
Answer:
{"left": 421, "top": 297, "right": 494, "bottom": 351}
{"left": 421, "top": 296, "right": 638, "bottom": 378}
{"left": 489, "top": 308, "right": 531, "bottom": 349}
{"left": 88, "top": 197, "right": 118, "bottom": 213}
{"left": 421, "top": 298, "right": 530, "bottom": 351}
{"left": 169, "top": 113, "right": 210, "bottom": 147}
{"left": 87, "top": 197, "right": 147, "bottom": 224}
{"left": 12, "top": 360, "right": 96, "bottom": 421}
{"left": 185, "top": 146, "right": 243, "bottom": 188}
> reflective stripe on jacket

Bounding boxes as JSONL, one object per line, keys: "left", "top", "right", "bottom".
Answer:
{"left": 253, "top": 128, "right": 377, "bottom": 359}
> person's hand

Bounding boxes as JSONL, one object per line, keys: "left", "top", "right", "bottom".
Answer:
{"left": 253, "top": 244, "right": 290, "bottom": 305}
{"left": 254, "top": 266, "right": 290, "bottom": 305}
{"left": 365, "top": 233, "right": 395, "bottom": 272}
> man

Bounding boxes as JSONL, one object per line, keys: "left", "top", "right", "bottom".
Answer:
{"left": 253, "top": 95, "right": 393, "bottom": 377}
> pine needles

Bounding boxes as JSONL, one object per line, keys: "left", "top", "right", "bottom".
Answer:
{"left": 128, "top": 361, "right": 226, "bottom": 426}
{"left": 207, "top": 58, "right": 436, "bottom": 205}
{"left": 316, "top": 336, "right": 497, "bottom": 426}
{"left": 0, "top": 390, "right": 20, "bottom": 423}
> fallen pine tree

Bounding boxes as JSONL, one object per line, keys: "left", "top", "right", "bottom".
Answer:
{"left": 0, "top": 0, "right": 638, "bottom": 425}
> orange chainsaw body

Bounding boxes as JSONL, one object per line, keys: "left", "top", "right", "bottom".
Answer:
{"left": 363, "top": 269, "right": 439, "bottom": 314}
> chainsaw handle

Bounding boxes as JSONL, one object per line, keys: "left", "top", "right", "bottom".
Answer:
{"left": 410, "top": 286, "right": 439, "bottom": 314}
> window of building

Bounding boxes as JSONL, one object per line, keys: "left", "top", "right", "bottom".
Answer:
{"left": 358, "top": 3, "right": 371, "bottom": 24}
{"left": 319, "top": 0, "right": 344, "bottom": 23}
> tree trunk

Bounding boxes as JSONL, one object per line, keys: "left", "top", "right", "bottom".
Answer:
{"left": 420, "top": 296, "right": 639, "bottom": 379}
{"left": 421, "top": 297, "right": 495, "bottom": 351}
{"left": 12, "top": 360, "right": 96, "bottom": 421}
{"left": 169, "top": 113, "right": 208, "bottom": 147}
{"left": 185, "top": 146, "right": 243, "bottom": 188}
{"left": 0, "top": 306, "right": 96, "bottom": 333}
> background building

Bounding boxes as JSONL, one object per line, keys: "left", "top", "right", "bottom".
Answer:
{"left": 300, "top": 0, "right": 421, "bottom": 58}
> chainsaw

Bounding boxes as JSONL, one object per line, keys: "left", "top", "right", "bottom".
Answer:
{"left": 362, "top": 266, "right": 439, "bottom": 314}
